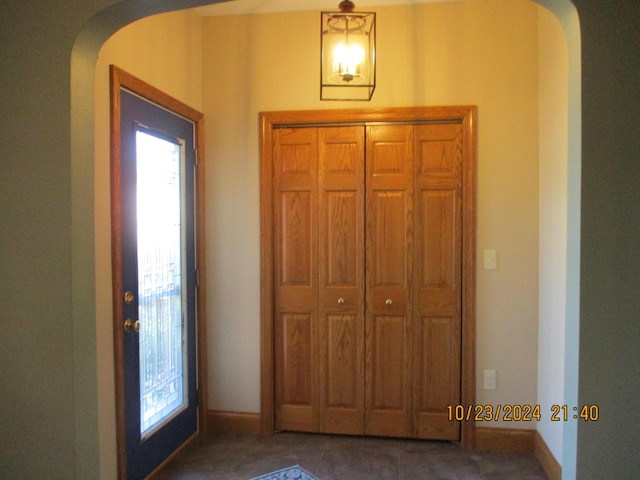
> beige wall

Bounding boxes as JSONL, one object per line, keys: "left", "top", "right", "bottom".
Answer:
{"left": 94, "top": 10, "right": 203, "bottom": 479}
{"left": 202, "top": 0, "right": 542, "bottom": 426}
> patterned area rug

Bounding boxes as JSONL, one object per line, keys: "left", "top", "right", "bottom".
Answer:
{"left": 250, "top": 465, "right": 319, "bottom": 480}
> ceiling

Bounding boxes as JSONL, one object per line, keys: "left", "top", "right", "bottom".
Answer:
{"left": 195, "top": 0, "right": 447, "bottom": 16}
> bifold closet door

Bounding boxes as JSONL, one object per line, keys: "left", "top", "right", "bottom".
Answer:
{"left": 413, "top": 123, "right": 462, "bottom": 441}
{"left": 274, "top": 126, "right": 365, "bottom": 435}
{"left": 273, "top": 127, "right": 319, "bottom": 432}
{"left": 363, "top": 123, "right": 462, "bottom": 440}
{"left": 273, "top": 121, "right": 463, "bottom": 440}
{"left": 364, "top": 125, "right": 414, "bottom": 438}
{"left": 318, "top": 127, "right": 365, "bottom": 435}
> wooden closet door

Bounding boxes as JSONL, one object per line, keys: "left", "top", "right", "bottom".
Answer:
{"left": 273, "top": 127, "right": 319, "bottom": 432}
{"left": 272, "top": 120, "right": 464, "bottom": 440}
{"left": 365, "top": 125, "right": 414, "bottom": 437}
{"left": 318, "top": 127, "right": 365, "bottom": 435}
{"left": 413, "top": 123, "right": 463, "bottom": 440}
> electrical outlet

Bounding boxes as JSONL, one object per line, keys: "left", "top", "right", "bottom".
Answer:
{"left": 483, "top": 370, "right": 496, "bottom": 390}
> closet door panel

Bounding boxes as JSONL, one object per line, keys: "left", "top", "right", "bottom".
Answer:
{"left": 322, "top": 313, "right": 362, "bottom": 433}
{"left": 420, "top": 190, "right": 456, "bottom": 288}
{"left": 415, "top": 316, "right": 460, "bottom": 439}
{"left": 274, "top": 128, "right": 319, "bottom": 432}
{"left": 365, "top": 314, "right": 409, "bottom": 437}
{"left": 318, "top": 127, "right": 365, "bottom": 434}
{"left": 280, "top": 191, "right": 312, "bottom": 285}
{"left": 365, "top": 125, "right": 413, "bottom": 437}
{"left": 413, "top": 123, "right": 462, "bottom": 440}
{"left": 276, "top": 313, "right": 315, "bottom": 430}
{"left": 324, "top": 191, "right": 358, "bottom": 286}
{"left": 370, "top": 191, "right": 408, "bottom": 286}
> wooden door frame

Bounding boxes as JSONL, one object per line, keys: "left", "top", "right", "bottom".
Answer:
{"left": 259, "top": 106, "right": 476, "bottom": 448}
{"left": 110, "top": 65, "right": 208, "bottom": 478}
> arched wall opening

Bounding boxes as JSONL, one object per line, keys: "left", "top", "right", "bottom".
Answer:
{"left": 70, "top": 1, "right": 580, "bottom": 478}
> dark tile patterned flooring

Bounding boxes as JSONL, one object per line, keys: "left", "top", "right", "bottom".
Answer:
{"left": 154, "top": 432, "right": 548, "bottom": 480}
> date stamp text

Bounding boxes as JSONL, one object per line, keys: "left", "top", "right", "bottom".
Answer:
{"left": 446, "top": 404, "right": 599, "bottom": 422}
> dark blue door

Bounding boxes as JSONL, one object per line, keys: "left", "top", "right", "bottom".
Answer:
{"left": 118, "top": 89, "right": 198, "bottom": 479}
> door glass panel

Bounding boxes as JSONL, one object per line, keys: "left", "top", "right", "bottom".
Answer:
{"left": 136, "top": 129, "right": 188, "bottom": 438}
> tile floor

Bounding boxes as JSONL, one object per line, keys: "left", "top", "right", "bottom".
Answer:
{"left": 154, "top": 432, "right": 549, "bottom": 480}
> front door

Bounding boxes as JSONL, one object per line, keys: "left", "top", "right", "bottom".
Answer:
{"left": 111, "top": 67, "right": 204, "bottom": 479}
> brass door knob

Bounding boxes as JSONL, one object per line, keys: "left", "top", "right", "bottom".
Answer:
{"left": 337, "top": 297, "right": 345, "bottom": 305}
{"left": 124, "top": 318, "right": 141, "bottom": 334}
{"left": 385, "top": 298, "right": 393, "bottom": 306}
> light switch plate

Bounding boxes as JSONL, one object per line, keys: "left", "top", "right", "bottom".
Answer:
{"left": 483, "top": 249, "right": 497, "bottom": 270}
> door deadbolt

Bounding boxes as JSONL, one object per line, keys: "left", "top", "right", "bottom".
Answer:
{"left": 124, "top": 291, "right": 135, "bottom": 304}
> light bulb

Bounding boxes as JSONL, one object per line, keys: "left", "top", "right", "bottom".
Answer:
{"left": 332, "top": 42, "right": 365, "bottom": 82}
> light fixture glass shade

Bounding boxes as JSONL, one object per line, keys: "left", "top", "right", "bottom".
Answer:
{"left": 321, "top": 2, "right": 376, "bottom": 101}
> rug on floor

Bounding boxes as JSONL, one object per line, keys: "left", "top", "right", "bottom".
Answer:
{"left": 249, "top": 465, "right": 319, "bottom": 480}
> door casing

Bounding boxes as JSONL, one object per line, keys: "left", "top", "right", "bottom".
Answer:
{"left": 259, "top": 106, "right": 476, "bottom": 447}
{"left": 110, "top": 65, "right": 208, "bottom": 479}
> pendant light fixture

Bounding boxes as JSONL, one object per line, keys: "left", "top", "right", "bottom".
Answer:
{"left": 321, "top": 0, "right": 376, "bottom": 100}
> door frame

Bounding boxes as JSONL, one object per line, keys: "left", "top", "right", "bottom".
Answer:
{"left": 259, "top": 106, "right": 476, "bottom": 447}
{"left": 110, "top": 65, "right": 208, "bottom": 478}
